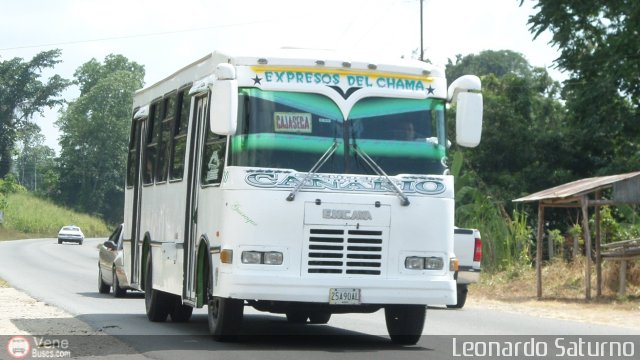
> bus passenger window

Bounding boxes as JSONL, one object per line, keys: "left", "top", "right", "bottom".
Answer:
{"left": 170, "top": 90, "right": 191, "bottom": 180}
{"left": 156, "top": 94, "right": 176, "bottom": 183}
{"left": 126, "top": 110, "right": 139, "bottom": 188}
{"left": 143, "top": 102, "right": 161, "bottom": 185}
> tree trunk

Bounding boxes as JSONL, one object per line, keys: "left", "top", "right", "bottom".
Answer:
{"left": 0, "top": 112, "right": 16, "bottom": 178}
{"left": 0, "top": 138, "right": 13, "bottom": 178}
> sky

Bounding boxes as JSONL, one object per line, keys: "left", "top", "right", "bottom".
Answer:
{"left": 0, "top": 0, "right": 561, "bottom": 153}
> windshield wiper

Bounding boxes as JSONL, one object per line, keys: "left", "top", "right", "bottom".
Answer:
{"left": 286, "top": 139, "right": 339, "bottom": 202}
{"left": 351, "top": 144, "right": 410, "bottom": 206}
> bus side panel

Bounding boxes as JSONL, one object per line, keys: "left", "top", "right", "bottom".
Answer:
{"left": 139, "top": 184, "right": 187, "bottom": 296}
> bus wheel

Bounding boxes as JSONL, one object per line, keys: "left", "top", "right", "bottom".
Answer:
{"left": 384, "top": 305, "right": 426, "bottom": 345}
{"left": 207, "top": 274, "right": 243, "bottom": 340}
{"left": 285, "top": 311, "right": 308, "bottom": 324}
{"left": 446, "top": 285, "right": 468, "bottom": 309}
{"left": 144, "top": 256, "right": 170, "bottom": 322}
{"left": 308, "top": 311, "right": 331, "bottom": 324}
{"left": 170, "top": 297, "right": 194, "bottom": 322}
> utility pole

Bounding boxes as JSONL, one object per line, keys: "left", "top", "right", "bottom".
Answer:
{"left": 420, "top": 0, "right": 424, "bottom": 61}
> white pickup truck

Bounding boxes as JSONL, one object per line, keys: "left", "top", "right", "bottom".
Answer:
{"left": 449, "top": 227, "right": 482, "bottom": 308}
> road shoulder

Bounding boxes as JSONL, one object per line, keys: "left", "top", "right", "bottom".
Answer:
{"left": 0, "top": 286, "right": 149, "bottom": 359}
{"left": 465, "top": 296, "right": 640, "bottom": 331}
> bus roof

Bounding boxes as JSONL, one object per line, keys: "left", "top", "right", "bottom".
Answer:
{"left": 133, "top": 48, "right": 444, "bottom": 108}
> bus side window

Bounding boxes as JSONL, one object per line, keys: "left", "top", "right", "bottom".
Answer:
{"left": 170, "top": 90, "right": 190, "bottom": 181}
{"left": 126, "top": 109, "right": 139, "bottom": 188}
{"left": 143, "top": 102, "right": 161, "bottom": 185}
{"left": 156, "top": 94, "right": 176, "bottom": 183}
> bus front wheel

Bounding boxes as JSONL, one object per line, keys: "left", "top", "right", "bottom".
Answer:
{"left": 207, "top": 273, "right": 243, "bottom": 341}
{"left": 384, "top": 304, "right": 426, "bottom": 345}
{"left": 446, "top": 285, "right": 468, "bottom": 309}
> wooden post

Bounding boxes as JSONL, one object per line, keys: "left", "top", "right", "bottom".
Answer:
{"left": 595, "top": 191, "right": 602, "bottom": 297}
{"left": 548, "top": 226, "right": 554, "bottom": 260}
{"left": 581, "top": 196, "right": 592, "bottom": 300}
{"left": 619, "top": 259, "right": 627, "bottom": 296}
{"left": 536, "top": 203, "right": 545, "bottom": 299}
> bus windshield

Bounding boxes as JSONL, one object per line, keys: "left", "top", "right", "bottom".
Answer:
{"left": 229, "top": 89, "right": 447, "bottom": 176}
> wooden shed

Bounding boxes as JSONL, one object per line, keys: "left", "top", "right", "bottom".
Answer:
{"left": 513, "top": 171, "right": 640, "bottom": 299}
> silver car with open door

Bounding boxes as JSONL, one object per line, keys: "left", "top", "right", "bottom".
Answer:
{"left": 98, "top": 224, "right": 132, "bottom": 297}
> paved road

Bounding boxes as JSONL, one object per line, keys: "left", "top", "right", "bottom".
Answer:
{"left": 0, "top": 238, "right": 637, "bottom": 359}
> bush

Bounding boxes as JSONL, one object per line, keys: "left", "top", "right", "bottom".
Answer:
{"left": 0, "top": 174, "right": 27, "bottom": 195}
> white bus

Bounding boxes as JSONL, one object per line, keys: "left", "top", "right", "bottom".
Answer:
{"left": 123, "top": 49, "right": 482, "bottom": 344}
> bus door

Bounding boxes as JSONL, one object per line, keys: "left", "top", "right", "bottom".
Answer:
{"left": 184, "top": 95, "right": 208, "bottom": 302}
{"left": 130, "top": 118, "right": 145, "bottom": 288}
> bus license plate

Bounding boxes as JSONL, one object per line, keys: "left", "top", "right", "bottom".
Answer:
{"left": 329, "top": 288, "right": 361, "bottom": 305}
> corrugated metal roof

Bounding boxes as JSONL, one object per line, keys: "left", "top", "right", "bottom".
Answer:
{"left": 513, "top": 171, "right": 640, "bottom": 203}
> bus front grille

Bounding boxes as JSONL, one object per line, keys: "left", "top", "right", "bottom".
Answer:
{"left": 305, "top": 228, "right": 384, "bottom": 276}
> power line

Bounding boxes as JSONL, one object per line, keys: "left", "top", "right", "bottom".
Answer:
{"left": 0, "top": 20, "right": 272, "bottom": 51}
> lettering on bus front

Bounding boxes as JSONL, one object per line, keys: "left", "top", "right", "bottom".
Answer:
{"left": 261, "top": 71, "right": 429, "bottom": 92}
{"left": 244, "top": 172, "right": 445, "bottom": 196}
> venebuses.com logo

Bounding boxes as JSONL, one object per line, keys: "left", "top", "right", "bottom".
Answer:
{"left": 5, "top": 336, "right": 71, "bottom": 359}
{"left": 6, "top": 336, "right": 30, "bottom": 359}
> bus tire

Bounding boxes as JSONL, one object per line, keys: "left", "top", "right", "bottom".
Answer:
{"left": 308, "top": 311, "right": 331, "bottom": 324}
{"left": 285, "top": 311, "right": 308, "bottom": 324}
{"left": 170, "top": 301, "right": 194, "bottom": 322}
{"left": 385, "top": 305, "right": 426, "bottom": 345}
{"left": 208, "top": 296, "right": 244, "bottom": 341}
{"left": 446, "top": 285, "right": 468, "bottom": 309}
{"left": 144, "top": 255, "right": 170, "bottom": 322}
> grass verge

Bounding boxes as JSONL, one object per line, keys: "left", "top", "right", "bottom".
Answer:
{"left": 0, "top": 278, "right": 8, "bottom": 288}
{"left": 1, "top": 192, "right": 110, "bottom": 238}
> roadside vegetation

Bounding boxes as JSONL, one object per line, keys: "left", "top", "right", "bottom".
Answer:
{"left": 472, "top": 257, "right": 640, "bottom": 310}
{"left": 0, "top": 176, "right": 110, "bottom": 240}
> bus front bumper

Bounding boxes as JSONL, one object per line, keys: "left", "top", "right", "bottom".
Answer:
{"left": 213, "top": 272, "right": 456, "bottom": 305}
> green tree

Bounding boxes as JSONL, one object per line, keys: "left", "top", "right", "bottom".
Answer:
{"left": 56, "top": 54, "right": 144, "bottom": 222}
{"left": 447, "top": 50, "right": 569, "bottom": 207}
{"left": 526, "top": 0, "right": 640, "bottom": 177}
{"left": 527, "top": 0, "right": 640, "bottom": 106}
{"left": 15, "top": 122, "right": 56, "bottom": 194}
{"left": 0, "top": 50, "right": 69, "bottom": 177}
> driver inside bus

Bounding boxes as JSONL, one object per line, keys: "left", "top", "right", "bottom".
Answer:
{"left": 396, "top": 121, "right": 417, "bottom": 140}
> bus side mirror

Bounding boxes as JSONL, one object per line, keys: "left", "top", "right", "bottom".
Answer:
{"left": 211, "top": 64, "right": 238, "bottom": 135}
{"left": 448, "top": 75, "right": 483, "bottom": 148}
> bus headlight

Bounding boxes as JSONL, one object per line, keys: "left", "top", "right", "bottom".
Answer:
{"left": 424, "top": 257, "right": 444, "bottom": 270}
{"left": 263, "top": 251, "right": 283, "bottom": 265}
{"left": 405, "top": 257, "right": 425, "bottom": 270}
{"left": 404, "top": 256, "right": 444, "bottom": 270}
{"left": 241, "top": 251, "right": 283, "bottom": 265}
{"left": 241, "top": 251, "right": 262, "bottom": 264}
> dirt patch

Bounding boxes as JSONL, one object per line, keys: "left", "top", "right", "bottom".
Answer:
{"left": 0, "top": 287, "right": 96, "bottom": 335}
{"left": 469, "top": 257, "right": 640, "bottom": 330}
{"left": 0, "top": 287, "right": 148, "bottom": 359}
{"left": 465, "top": 295, "right": 640, "bottom": 331}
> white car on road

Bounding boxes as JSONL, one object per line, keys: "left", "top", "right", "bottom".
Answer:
{"left": 57, "top": 225, "right": 84, "bottom": 245}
